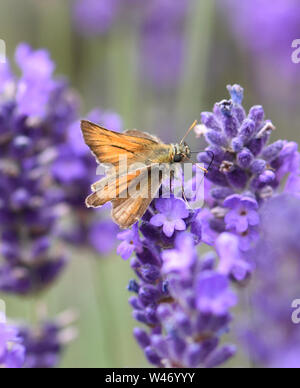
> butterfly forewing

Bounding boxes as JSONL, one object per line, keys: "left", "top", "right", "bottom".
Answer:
{"left": 81, "top": 121, "right": 172, "bottom": 228}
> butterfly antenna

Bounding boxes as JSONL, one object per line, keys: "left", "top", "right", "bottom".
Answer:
{"left": 181, "top": 184, "right": 193, "bottom": 210}
{"left": 188, "top": 150, "right": 215, "bottom": 172}
{"left": 180, "top": 120, "right": 198, "bottom": 145}
{"left": 205, "top": 150, "right": 215, "bottom": 172}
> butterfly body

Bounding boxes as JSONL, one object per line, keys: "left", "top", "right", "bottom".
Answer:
{"left": 81, "top": 120, "right": 194, "bottom": 229}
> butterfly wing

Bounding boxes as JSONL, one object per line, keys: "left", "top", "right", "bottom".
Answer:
{"left": 111, "top": 164, "right": 165, "bottom": 229}
{"left": 86, "top": 167, "right": 146, "bottom": 208}
{"left": 81, "top": 120, "right": 169, "bottom": 168}
{"left": 81, "top": 120, "right": 172, "bottom": 228}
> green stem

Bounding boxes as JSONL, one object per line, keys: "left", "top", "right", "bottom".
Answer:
{"left": 90, "top": 256, "right": 121, "bottom": 367}
{"left": 176, "top": 0, "right": 215, "bottom": 133}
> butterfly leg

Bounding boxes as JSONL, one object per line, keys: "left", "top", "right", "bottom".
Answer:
{"left": 181, "top": 183, "right": 192, "bottom": 210}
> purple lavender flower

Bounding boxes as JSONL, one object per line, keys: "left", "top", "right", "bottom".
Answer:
{"left": 224, "top": 194, "right": 259, "bottom": 233}
{"left": 72, "top": 0, "right": 120, "bottom": 36}
{"left": 0, "top": 44, "right": 123, "bottom": 296}
{"left": 221, "top": 0, "right": 300, "bottom": 81}
{"left": 117, "top": 224, "right": 143, "bottom": 260}
{"left": 71, "top": 0, "right": 189, "bottom": 91}
{"left": 161, "top": 232, "right": 196, "bottom": 274}
{"left": 89, "top": 220, "right": 119, "bottom": 255}
{"left": 19, "top": 310, "right": 77, "bottom": 369}
{"left": 138, "top": 0, "right": 189, "bottom": 90}
{"left": 128, "top": 229, "right": 236, "bottom": 368}
{"left": 117, "top": 84, "right": 300, "bottom": 368}
{"left": 216, "top": 232, "right": 254, "bottom": 282}
{"left": 0, "top": 311, "right": 25, "bottom": 368}
{"left": 196, "top": 84, "right": 300, "bottom": 257}
{"left": 150, "top": 198, "right": 189, "bottom": 238}
{"left": 0, "top": 44, "right": 80, "bottom": 295}
{"left": 15, "top": 43, "right": 56, "bottom": 118}
{"left": 196, "top": 271, "right": 237, "bottom": 316}
{"left": 240, "top": 194, "right": 300, "bottom": 368}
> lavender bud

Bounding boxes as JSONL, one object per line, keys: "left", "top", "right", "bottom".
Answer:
{"left": 127, "top": 279, "right": 140, "bottom": 293}
{"left": 204, "top": 345, "right": 236, "bottom": 368}
{"left": 231, "top": 137, "right": 244, "bottom": 152}
{"left": 205, "top": 130, "right": 228, "bottom": 147}
{"left": 139, "top": 285, "right": 161, "bottom": 304}
{"left": 226, "top": 167, "right": 248, "bottom": 189}
{"left": 128, "top": 296, "right": 144, "bottom": 310}
{"left": 185, "top": 343, "right": 204, "bottom": 367}
{"left": 151, "top": 335, "right": 169, "bottom": 358}
{"left": 258, "top": 170, "right": 276, "bottom": 184}
{"left": 239, "top": 119, "right": 255, "bottom": 144}
{"left": 223, "top": 115, "right": 239, "bottom": 139}
{"left": 248, "top": 105, "right": 264, "bottom": 131}
{"left": 247, "top": 137, "right": 265, "bottom": 156}
{"left": 210, "top": 187, "right": 234, "bottom": 200}
{"left": 176, "top": 312, "right": 193, "bottom": 336}
{"left": 227, "top": 84, "right": 244, "bottom": 105}
{"left": 262, "top": 140, "right": 284, "bottom": 161}
{"left": 144, "top": 346, "right": 162, "bottom": 366}
{"left": 233, "top": 104, "right": 246, "bottom": 124}
{"left": 201, "top": 112, "right": 222, "bottom": 131}
{"left": 250, "top": 159, "right": 267, "bottom": 175}
{"left": 237, "top": 148, "right": 254, "bottom": 168}
{"left": 133, "top": 328, "right": 151, "bottom": 349}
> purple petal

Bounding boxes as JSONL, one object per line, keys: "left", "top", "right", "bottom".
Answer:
{"left": 174, "top": 219, "right": 186, "bottom": 232}
{"left": 224, "top": 194, "right": 242, "bottom": 209}
{"left": 235, "top": 216, "right": 249, "bottom": 234}
{"left": 247, "top": 210, "right": 260, "bottom": 226}
{"left": 163, "top": 221, "right": 175, "bottom": 237}
{"left": 117, "top": 241, "right": 134, "bottom": 260}
{"left": 150, "top": 213, "right": 166, "bottom": 227}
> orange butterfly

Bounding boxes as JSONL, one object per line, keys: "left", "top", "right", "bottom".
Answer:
{"left": 81, "top": 120, "right": 209, "bottom": 229}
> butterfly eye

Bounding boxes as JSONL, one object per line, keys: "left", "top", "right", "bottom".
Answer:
{"left": 174, "top": 154, "right": 183, "bottom": 163}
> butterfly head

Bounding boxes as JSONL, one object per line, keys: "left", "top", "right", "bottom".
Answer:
{"left": 173, "top": 143, "right": 191, "bottom": 163}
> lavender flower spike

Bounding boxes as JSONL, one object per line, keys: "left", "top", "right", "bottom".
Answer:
{"left": 119, "top": 84, "right": 300, "bottom": 368}
{"left": 128, "top": 230, "right": 237, "bottom": 368}
{"left": 197, "top": 84, "right": 300, "bottom": 257}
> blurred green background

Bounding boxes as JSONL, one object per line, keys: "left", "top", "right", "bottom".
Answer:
{"left": 0, "top": 0, "right": 299, "bottom": 367}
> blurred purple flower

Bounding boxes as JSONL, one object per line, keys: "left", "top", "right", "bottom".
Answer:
{"left": 0, "top": 311, "right": 25, "bottom": 368}
{"left": 89, "top": 220, "right": 119, "bottom": 255}
{"left": 139, "top": 0, "right": 189, "bottom": 90}
{"left": 222, "top": 0, "right": 300, "bottom": 80}
{"left": 161, "top": 233, "right": 196, "bottom": 274}
{"left": 196, "top": 271, "right": 237, "bottom": 316}
{"left": 0, "top": 44, "right": 79, "bottom": 295}
{"left": 19, "top": 310, "right": 77, "bottom": 369}
{"left": 73, "top": 0, "right": 120, "bottom": 36}
{"left": 15, "top": 43, "right": 56, "bottom": 118}
{"left": 241, "top": 194, "right": 300, "bottom": 368}
{"left": 216, "top": 232, "right": 254, "bottom": 281}
{"left": 71, "top": 0, "right": 190, "bottom": 91}
{"left": 0, "top": 44, "right": 121, "bottom": 296}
